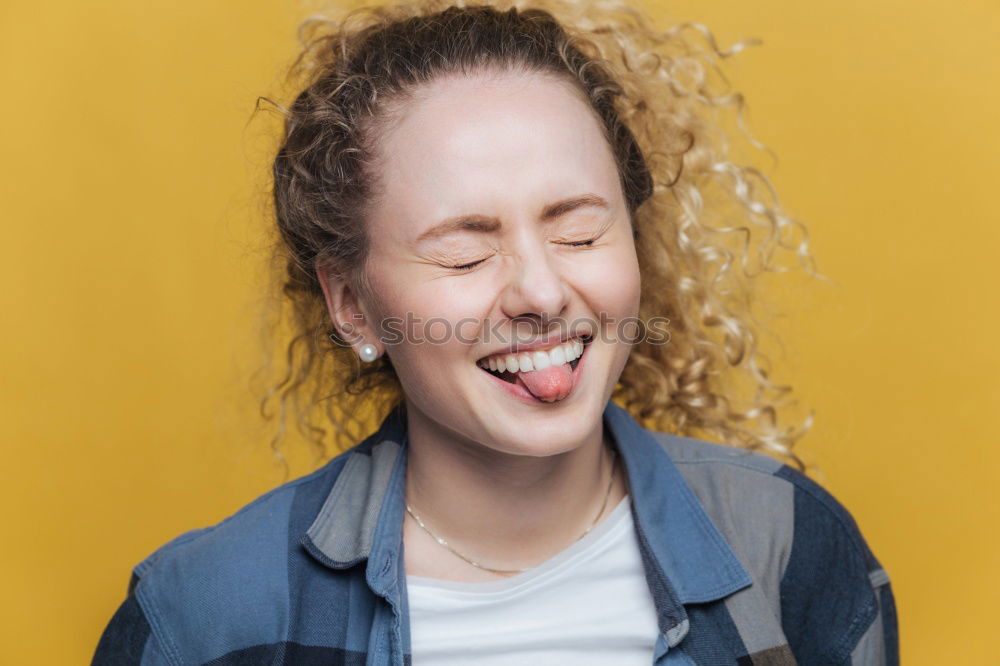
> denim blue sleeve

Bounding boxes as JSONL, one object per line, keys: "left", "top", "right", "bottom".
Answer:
{"left": 850, "top": 576, "right": 899, "bottom": 666}
{"left": 775, "top": 466, "right": 899, "bottom": 665}
{"left": 91, "top": 574, "right": 174, "bottom": 666}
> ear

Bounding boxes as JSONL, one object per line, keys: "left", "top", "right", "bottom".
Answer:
{"left": 315, "top": 262, "right": 381, "bottom": 357}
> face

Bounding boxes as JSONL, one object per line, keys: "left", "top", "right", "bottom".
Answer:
{"left": 320, "top": 69, "right": 641, "bottom": 458}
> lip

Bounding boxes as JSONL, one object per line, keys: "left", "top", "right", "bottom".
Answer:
{"left": 476, "top": 331, "right": 591, "bottom": 363}
{"left": 479, "top": 338, "right": 591, "bottom": 405}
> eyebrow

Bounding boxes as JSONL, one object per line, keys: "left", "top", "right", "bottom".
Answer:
{"left": 414, "top": 193, "right": 610, "bottom": 244}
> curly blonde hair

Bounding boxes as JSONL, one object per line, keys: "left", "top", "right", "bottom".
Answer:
{"left": 254, "top": 0, "right": 821, "bottom": 477}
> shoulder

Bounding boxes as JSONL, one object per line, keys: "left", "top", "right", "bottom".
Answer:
{"left": 122, "top": 450, "right": 354, "bottom": 664}
{"left": 646, "top": 429, "right": 796, "bottom": 525}
{"left": 646, "top": 428, "right": 883, "bottom": 567}
{"left": 646, "top": 429, "right": 896, "bottom": 664}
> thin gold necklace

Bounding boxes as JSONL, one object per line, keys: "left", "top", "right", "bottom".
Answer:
{"left": 405, "top": 447, "right": 618, "bottom": 577}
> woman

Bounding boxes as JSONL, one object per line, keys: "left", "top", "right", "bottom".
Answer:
{"left": 93, "top": 0, "right": 898, "bottom": 664}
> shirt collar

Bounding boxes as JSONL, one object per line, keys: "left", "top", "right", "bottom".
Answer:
{"left": 301, "top": 400, "right": 752, "bottom": 643}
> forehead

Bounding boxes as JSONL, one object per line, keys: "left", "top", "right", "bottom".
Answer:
{"left": 367, "top": 69, "right": 622, "bottom": 236}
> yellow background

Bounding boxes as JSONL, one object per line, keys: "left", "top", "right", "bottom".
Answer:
{"left": 2, "top": 0, "right": 996, "bottom": 663}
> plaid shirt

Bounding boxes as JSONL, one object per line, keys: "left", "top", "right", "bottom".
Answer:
{"left": 93, "top": 400, "right": 898, "bottom": 665}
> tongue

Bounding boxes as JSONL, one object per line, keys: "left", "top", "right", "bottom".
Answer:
{"left": 516, "top": 363, "right": 574, "bottom": 402}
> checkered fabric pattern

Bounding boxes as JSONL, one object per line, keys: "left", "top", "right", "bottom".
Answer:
{"left": 93, "top": 401, "right": 898, "bottom": 665}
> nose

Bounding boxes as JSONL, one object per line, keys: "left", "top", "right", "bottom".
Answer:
{"left": 498, "top": 233, "right": 571, "bottom": 332}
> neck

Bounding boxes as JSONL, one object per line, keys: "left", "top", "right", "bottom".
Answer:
{"left": 401, "top": 400, "right": 628, "bottom": 579}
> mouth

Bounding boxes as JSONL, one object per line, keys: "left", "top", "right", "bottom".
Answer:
{"left": 476, "top": 335, "right": 593, "bottom": 403}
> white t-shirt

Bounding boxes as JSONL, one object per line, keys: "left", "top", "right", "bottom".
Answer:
{"left": 405, "top": 496, "right": 660, "bottom": 665}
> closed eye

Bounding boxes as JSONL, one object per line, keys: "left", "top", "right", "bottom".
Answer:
{"left": 447, "top": 257, "right": 488, "bottom": 271}
{"left": 446, "top": 237, "right": 596, "bottom": 271}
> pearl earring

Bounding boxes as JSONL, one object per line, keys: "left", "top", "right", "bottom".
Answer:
{"left": 358, "top": 343, "right": 379, "bottom": 363}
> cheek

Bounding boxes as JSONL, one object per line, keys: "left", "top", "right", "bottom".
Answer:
{"left": 369, "top": 279, "right": 486, "bottom": 371}
{"left": 575, "top": 246, "right": 641, "bottom": 317}
{"left": 395, "top": 284, "right": 490, "bottom": 336}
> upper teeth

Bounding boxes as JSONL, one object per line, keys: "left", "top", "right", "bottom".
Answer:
{"left": 478, "top": 338, "right": 585, "bottom": 373}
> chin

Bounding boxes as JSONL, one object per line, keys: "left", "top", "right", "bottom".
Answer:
{"left": 475, "top": 392, "right": 605, "bottom": 457}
